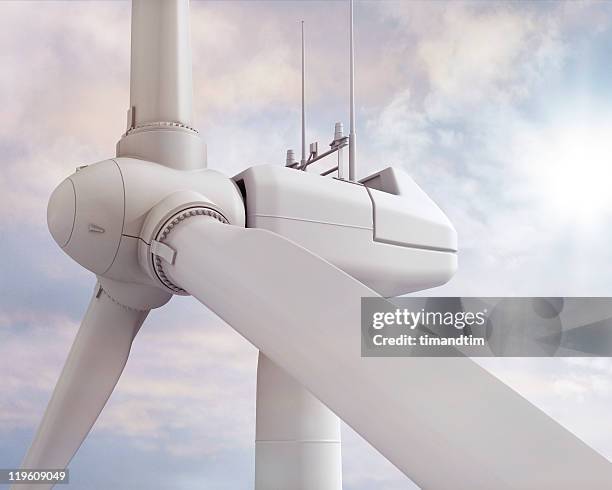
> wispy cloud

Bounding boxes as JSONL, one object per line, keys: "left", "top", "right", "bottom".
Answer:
{"left": 2, "top": 1, "right": 612, "bottom": 488}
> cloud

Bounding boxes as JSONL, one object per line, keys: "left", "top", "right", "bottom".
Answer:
{"left": 0, "top": 312, "right": 79, "bottom": 429}
{"left": 477, "top": 357, "right": 612, "bottom": 460}
{"left": 342, "top": 425, "right": 418, "bottom": 490}
{"left": 97, "top": 307, "right": 258, "bottom": 456}
{"left": 0, "top": 297, "right": 258, "bottom": 452}
{"left": 361, "top": 1, "right": 612, "bottom": 298}
{"left": 3, "top": 1, "right": 612, "bottom": 488}
{"left": 0, "top": 2, "right": 130, "bottom": 227}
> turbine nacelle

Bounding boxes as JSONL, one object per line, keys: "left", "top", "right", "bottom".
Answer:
{"left": 235, "top": 165, "right": 458, "bottom": 297}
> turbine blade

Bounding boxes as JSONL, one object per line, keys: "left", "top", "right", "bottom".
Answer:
{"left": 162, "top": 217, "right": 612, "bottom": 490}
{"left": 16, "top": 284, "right": 148, "bottom": 489}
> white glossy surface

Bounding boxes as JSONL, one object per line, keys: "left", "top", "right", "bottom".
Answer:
{"left": 255, "top": 442, "right": 342, "bottom": 490}
{"left": 16, "top": 284, "right": 148, "bottom": 490}
{"left": 47, "top": 179, "right": 75, "bottom": 248}
{"left": 61, "top": 161, "right": 124, "bottom": 275}
{"left": 164, "top": 217, "right": 612, "bottom": 490}
{"left": 118, "top": 0, "right": 206, "bottom": 171}
{"left": 48, "top": 157, "right": 245, "bottom": 286}
{"left": 255, "top": 353, "right": 342, "bottom": 490}
{"left": 116, "top": 126, "right": 206, "bottom": 171}
{"left": 365, "top": 167, "right": 457, "bottom": 251}
{"left": 118, "top": 158, "right": 244, "bottom": 237}
{"left": 236, "top": 164, "right": 372, "bottom": 228}
{"left": 130, "top": 0, "right": 193, "bottom": 126}
{"left": 253, "top": 217, "right": 456, "bottom": 296}
{"left": 235, "top": 164, "right": 457, "bottom": 296}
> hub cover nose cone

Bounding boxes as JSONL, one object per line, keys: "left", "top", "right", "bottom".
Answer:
{"left": 47, "top": 178, "right": 76, "bottom": 248}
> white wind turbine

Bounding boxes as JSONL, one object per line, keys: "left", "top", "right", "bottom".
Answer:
{"left": 15, "top": 1, "right": 612, "bottom": 489}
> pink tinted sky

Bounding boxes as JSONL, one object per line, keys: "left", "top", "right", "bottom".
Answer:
{"left": 1, "top": 1, "right": 612, "bottom": 488}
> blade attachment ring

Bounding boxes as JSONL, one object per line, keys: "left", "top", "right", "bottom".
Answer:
{"left": 152, "top": 207, "right": 228, "bottom": 295}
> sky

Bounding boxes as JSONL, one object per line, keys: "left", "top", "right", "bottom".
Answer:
{"left": 1, "top": 0, "right": 612, "bottom": 488}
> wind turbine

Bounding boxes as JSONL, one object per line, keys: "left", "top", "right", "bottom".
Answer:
{"left": 16, "top": 1, "right": 612, "bottom": 489}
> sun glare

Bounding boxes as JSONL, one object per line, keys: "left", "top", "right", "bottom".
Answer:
{"left": 524, "top": 121, "right": 612, "bottom": 224}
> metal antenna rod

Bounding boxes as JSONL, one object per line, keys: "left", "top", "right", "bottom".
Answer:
{"left": 301, "top": 20, "right": 307, "bottom": 169}
{"left": 348, "top": 0, "right": 356, "bottom": 181}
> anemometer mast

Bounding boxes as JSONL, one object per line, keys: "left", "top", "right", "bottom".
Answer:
{"left": 301, "top": 21, "right": 307, "bottom": 168}
{"left": 348, "top": 0, "right": 356, "bottom": 180}
{"left": 290, "top": 0, "right": 357, "bottom": 181}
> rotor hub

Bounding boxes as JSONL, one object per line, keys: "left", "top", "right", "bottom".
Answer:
{"left": 47, "top": 157, "right": 246, "bottom": 303}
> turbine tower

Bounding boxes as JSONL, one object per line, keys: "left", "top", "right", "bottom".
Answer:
{"left": 15, "top": 1, "right": 612, "bottom": 489}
